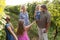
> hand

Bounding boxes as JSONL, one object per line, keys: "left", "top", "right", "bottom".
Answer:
{"left": 15, "top": 38, "right": 18, "bottom": 40}
{"left": 44, "top": 29, "right": 48, "bottom": 33}
{"left": 32, "top": 21, "right": 36, "bottom": 24}
{"left": 42, "top": 28, "right": 48, "bottom": 33}
{"left": 15, "top": 37, "right": 18, "bottom": 40}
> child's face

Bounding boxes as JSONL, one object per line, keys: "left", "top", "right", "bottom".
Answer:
{"left": 36, "top": 6, "right": 40, "bottom": 11}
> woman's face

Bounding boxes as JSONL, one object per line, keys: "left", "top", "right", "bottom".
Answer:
{"left": 22, "top": 6, "right": 26, "bottom": 12}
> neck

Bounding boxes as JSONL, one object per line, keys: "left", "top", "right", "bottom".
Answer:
{"left": 23, "top": 11, "right": 26, "bottom": 13}
{"left": 6, "top": 21, "right": 9, "bottom": 23}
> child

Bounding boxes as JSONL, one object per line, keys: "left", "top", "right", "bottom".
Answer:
{"left": 34, "top": 5, "right": 41, "bottom": 25}
{"left": 19, "top": 5, "right": 30, "bottom": 26}
{"left": 5, "top": 15, "right": 18, "bottom": 40}
{"left": 17, "top": 20, "right": 35, "bottom": 40}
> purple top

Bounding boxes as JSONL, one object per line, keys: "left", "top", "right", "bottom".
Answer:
{"left": 18, "top": 31, "right": 30, "bottom": 40}
{"left": 19, "top": 11, "right": 30, "bottom": 26}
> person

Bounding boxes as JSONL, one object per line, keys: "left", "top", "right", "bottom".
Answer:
{"left": 34, "top": 5, "right": 41, "bottom": 24}
{"left": 35, "top": 4, "right": 51, "bottom": 40}
{"left": 17, "top": 20, "right": 35, "bottom": 40}
{"left": 19, "top": 5, "right": 30, "bottom": 26}
{"left": 5, "top": 15, "right": 18, "bottom": 40}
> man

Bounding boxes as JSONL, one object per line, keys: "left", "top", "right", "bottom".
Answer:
{"left": 36, "top": 4, "right": 51, "bottom": 40}
{"left": 19, "top": 5, "right": 30, "bottom": 26}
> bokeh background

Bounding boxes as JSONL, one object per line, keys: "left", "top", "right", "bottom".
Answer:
{"left": 0, "top": 0, "right": 60, "bottom": 40}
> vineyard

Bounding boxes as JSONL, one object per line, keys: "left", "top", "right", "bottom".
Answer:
{"left": 0, "top": 0, "right": 60, "bottom": 40}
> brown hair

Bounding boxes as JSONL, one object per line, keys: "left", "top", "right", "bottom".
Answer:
{"left": 5, "top": 15, "right": 10, "bottom": 23}
{"left": 41, "top": 4, "right": 47, "bottom": 10}
{"left": 17, "top": 20, "right": 25, "bottom": 36}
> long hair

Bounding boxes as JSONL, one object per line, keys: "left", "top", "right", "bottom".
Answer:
{"left": 35, "top": 4, "right": 40, "bottom": 11}
{"left": 17, "top": 20, "right": 25, "bottom": 36}
{"left": 20, "top": 5, "right": 27, "bottom": 12}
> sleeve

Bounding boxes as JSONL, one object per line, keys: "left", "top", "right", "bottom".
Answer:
{"left": 19, "top": 13, "right": 22, "bottom": 19}
{"left": 47, "top": 12, "right": 51, "bottom": 23}
{"left": 6, "top": 24, "right": 10, "bottom": 28}
{"left": 9, "top": 23, "right": 14, "bottom": 30}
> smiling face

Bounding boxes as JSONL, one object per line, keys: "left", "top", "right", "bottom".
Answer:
{"left": 21, "top": 5, "right": 26, "bottom": 12}
{"left": 36, "top": 5, "right": 40, "bottom": 11}
{"left": 40, "top": 5, "right": 47, "bottom": 12}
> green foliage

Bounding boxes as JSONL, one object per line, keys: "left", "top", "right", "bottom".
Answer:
{"left": 47, "top": 0, "right": 60, "bottom": 40}
{"left": 5, "top": 5, "right": 20, "bottom": 15}
{"left": 27, "top": 3, "right": 37, "bottom": 22}
{"left": 0, "top": 0, "right": 60, "bottom": 40}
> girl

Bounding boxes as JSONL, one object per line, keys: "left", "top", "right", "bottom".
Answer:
{"left": 17, "top": 20, "right": 35, "bottom": 40}
{"left": 19, "top": 5, "right": 30, "bottom": 26}
{"left": 5, "top": 15, "right": 18, "bottom": 40}
{"left": 34, "top": 5, "right": 41, "bottom": 24}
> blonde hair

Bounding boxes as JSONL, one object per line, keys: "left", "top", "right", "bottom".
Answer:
{"left": 20, "top": 5, "right": 27, "bottom": 12}
{"left": 35, "top": 4, "right": 40, "bottom": 11}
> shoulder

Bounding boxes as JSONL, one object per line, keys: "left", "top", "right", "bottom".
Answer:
{"left": 46, "top": 11, "right": 51, "bottom": 16}
{"left": 26, "top": 11, "right": 28, "bottom": 14}
{"left": 6, "top": 23, "right": 10, "bottom": 26}
{"left": 26, "top": 11, "right": 29, "bottom": 15}
{"left": 5, "top": 23, "right": 10, "bottom": 28}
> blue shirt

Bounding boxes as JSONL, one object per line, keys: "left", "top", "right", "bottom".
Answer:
{"left": 19, "top": 11, "right": 30, "bottom": 26}
{"left": 5, "top": 23, "right": 15, "bottom": 40}
{"left": 35, "top": 11, "right": 40, "bottom": 20}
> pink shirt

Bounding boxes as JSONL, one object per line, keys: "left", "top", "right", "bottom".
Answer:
{"left": 18, "top": 31, "right": 30, "bottom": 40}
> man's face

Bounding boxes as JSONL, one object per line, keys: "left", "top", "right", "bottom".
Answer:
{"left": 40, "top": 7, "right": 45, "bottom": 12}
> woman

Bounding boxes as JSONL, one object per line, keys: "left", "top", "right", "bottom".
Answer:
{"left": 5, "top": 15, "right": 18, "bottom": 40}
{"left": 19, "top": 5, "right": 30, "bottom": 26}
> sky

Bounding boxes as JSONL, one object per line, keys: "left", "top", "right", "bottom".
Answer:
{"left": 6, "top": 0, "right": 52, "bottom": 6}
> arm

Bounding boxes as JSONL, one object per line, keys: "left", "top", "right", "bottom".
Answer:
{"left": 46, "top": 13, "right": 51, "bottom": 32}
{"left": 7, "top": 26, "right": 18, "bottom": 40}
{"left": 9, "top": 23, "right": 14, "bottom": 30}
{"left": 19, "top": 12, "right": 23, "bottom": 20}
{"left": 46, "top": 23, "right": 50, "bottom": 31}
{"left": 24, "top": 21, "right": 35, "bottom": 31}
{"left": 34, "top": 11, "right": 36, "bottom": 19}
